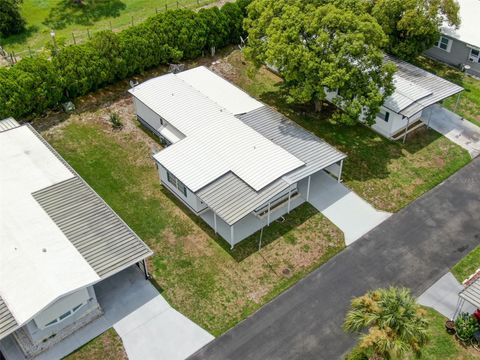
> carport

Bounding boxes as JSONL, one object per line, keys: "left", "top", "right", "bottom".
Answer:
{"left": 455, "top": 275, "right": 480, "bottom": 318}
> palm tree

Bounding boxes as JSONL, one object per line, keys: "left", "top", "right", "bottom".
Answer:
{"left": 344, "top": 287, "right": 429, "bottom": 360}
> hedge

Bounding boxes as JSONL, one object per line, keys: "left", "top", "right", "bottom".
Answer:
{"left": 0, "top": 1, "right": 249, "bottom": 119}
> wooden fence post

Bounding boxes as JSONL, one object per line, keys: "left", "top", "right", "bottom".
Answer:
{"left": 131, "top": 16, "right": 134, "bottom": 26}
{"left": 177, "top": 1, "right": 179, "bottom": 8}
{"left": 72, "top": 32, "right": 76, "bottom": 45}
{"left": 87, "top": 29, "right": 91, "bottom": 39}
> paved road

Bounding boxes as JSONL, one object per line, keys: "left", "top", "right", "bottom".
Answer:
{"left": 189, "top": 159, "right": 480, "bottom": 360}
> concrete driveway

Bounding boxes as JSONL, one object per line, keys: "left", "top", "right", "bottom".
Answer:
{"left": 0, "top": 267, "right": 213, "bottom": 360}
{"left": 308, "top": 171, "right": 391, "bottom": 245}
{"left": 423, "top": 104, "right": 480, "bottom": 158}
{"left": 189, "top": 158, "right": 480, "bottom": 360}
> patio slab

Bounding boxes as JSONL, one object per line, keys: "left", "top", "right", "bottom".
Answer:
{"left": 418, "top": 272, "right": 475, "bottom": 319}
{"left": 423, "top": 104, "right": 480, "bottom": 158}
{"left": 307, "top": 171, "right": 391, "bottom": 245}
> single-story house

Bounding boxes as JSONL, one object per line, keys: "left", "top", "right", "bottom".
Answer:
{"left": 129, "top": 67, "right": 346, "bottom": 247}
{"left": 424, "top": 0, "right": 480, "bottom": 77}
{"left": 0, "top": 119, "right": 152, "bottom": 359}
{"left": 325, "top": 55, "right": 464, "bottom": 140}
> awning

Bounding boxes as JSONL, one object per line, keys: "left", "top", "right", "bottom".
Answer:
{"left": 459, "top": 275, "right": 480, "bottom": 308}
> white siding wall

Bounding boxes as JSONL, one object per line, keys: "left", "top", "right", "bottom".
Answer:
{"left": 158, "top": 164, "right": 207, "bottom": 213}
{"left": 134, "top": 99, "right": 162, "bottom": 130}
{"left": 134, "top": 99, "right": 185, "bottom": 144}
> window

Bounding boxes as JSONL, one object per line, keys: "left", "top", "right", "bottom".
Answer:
{"left": 167, "top": 171, "right": 187, "bottom": 197}
{"left": 42, "top": 302, "right": 85, "bottom": 328}
{"left": 435, "top": 36, "right": 451, "bottom": 52}
{"left": 469, "top": 48, "right": 480, "bottom": 63}
{"left": 378, "top": 111, "right": 390, "bottom": 122}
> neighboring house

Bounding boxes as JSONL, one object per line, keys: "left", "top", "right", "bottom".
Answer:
{"left": 0, "top": 119, "right": 152, "bottom": 359}
{"left": 129, "top": 67, "right": 346, "bottom": 247}
{"left": 424, "top": 0, "right": 480, "bottom": 77}
{"left": 325, "top": 55, "right": 463, "bottom": 140}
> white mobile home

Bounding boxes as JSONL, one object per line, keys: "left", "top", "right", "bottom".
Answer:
{"left": 0, "top": 119, "right": 152, "bottom": 359}
{"left": 326, "top": 55, "right": 464, "bottom": 141}
{"left": 129, "top": 67, "right": 346, "bottom": 247}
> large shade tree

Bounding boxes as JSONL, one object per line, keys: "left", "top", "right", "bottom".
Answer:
{"left": 244, "top": 0, "right": 396, "bottom": 125}
{"left": 344, "top": 287, "right": 429, "bottom": 359}
{"left": 0, "top": 0, "right": 25, "bottom": 37}
{"left": 370, "top": 0, "right": 461, "bottom": 60}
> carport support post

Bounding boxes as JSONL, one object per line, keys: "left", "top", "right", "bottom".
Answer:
{"left": 426, "top": 108, "right": 433, "bottom": 129}
{"left": 267, "top": 203, "right": 271, "bottom": 226}
{"left": 306, "top": 176, "right": 311, "bottom": 201}
{"left": 338, "top": 159, "right": 344, "bottom": 183}
{"left": 230, "top": 225, "right": 234, "bottom": 249}
{"left": 403, "top": 116, "right": 410, "bottom": 144}
{"left": 287, "top": 187, "right": 292, "bottom": 213}
{"left": 454, "top": 92, "right": 462, "bottom": 113}
{"left": 213, "top": 212, "right": 217, "bottom": 234}
{"left": 142, "top": 259, "right": 150, "bottom": 280}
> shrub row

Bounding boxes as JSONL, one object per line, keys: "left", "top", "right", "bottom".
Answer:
{"left": 0, "top": 0, "right": 250, "bottom": 119}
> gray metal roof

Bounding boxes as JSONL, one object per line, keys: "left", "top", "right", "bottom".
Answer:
{"left": 384, "top": 55, "right": 463, "bottom": 118}
{"left": 33, "top": 176, "right": 152, "bottom": 278}
{"left": 0, "top": 118, "right": 20, "bottom": 132}
{"left": 0, "top": 297, "right": 18, "bottom": 340}
{"left": 197, "top": 173, "right": 290, "bottom": 225}
{"left": 237, "top": 106, "right": 346, "bottom": 183}
{"left": 196, "top": 106, "right": 346, "bottom": 225}
{"left": 459, "top": 276, "right": 480, "bottom": 308}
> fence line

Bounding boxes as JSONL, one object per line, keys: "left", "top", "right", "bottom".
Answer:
{"left": 0, "top": 0, "right": 215, "bottom": 66}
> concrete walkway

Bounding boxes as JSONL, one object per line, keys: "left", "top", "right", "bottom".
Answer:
{"left": 418, "top": 272, "right": 475, "bottom": 319}
{"left": 423, "top": 104, "right": 480, "bottom": 158}
{"left": 308, "top": 171, "right": 391, "bottom": 245}
{"left": 189, "top": 158, "right": 480, "bottom": 360}
{"left": 0, "top": 267, "right": 213, "bottom": 360}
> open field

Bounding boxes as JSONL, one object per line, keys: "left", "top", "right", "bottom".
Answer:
{"left": 416, "top": 56, "right": 480, "bottom": 128}
{"left": 1, "top": 0, "right": 216, "bottom": 54}
{"left": 452, "top": 246, "right": 480, "bottom": 283}
{"left": 65, "top": 328, "right": 127, "bottom": 360}
{"left": 214, "top": 50, "right": 471, "bottom": 212}
{"left": 43, "top": 82, "right": 344, "bottom": 336}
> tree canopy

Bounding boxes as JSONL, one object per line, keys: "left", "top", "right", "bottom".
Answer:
{"left": 371, "top": 0, "right": 461, "bottom": 60}
{"left": 244, "top": 0, "right": 396, "bottom": 125}
{"left": 344, "top": 287, "right": 429, "bottom": 359}
{"left": 0, "top": 0, "right": 25, "bottom": 37}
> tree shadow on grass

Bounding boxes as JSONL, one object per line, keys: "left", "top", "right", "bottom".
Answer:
{"left": 1, "top": 25, "right": 39, "bottom": 50}
{"left": 43, "top": 0, "right": 127, "bottom": 30}
{"left": 258, "top": 88, "right": 441, "bottom": 184}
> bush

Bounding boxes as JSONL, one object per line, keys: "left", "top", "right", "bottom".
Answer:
{"left": 455, "top": 313, "right": 480, "bottom": 343}
{"left": 109, "top": 112, "right": 123, "bottom": 129}
{"left": 0, "top": 1, "right": 246, "bottom": 120}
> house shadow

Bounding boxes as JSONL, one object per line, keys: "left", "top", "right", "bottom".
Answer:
{"left": 160, "top": 186, "right": 316, "bottom": 263}
{"left": 258, "top": 88, "right": 442, "bottom": 184}
{"left": 43, "top": 0, "right": 126, "bottom": 29}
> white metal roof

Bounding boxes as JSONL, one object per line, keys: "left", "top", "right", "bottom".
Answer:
{"left": 384, "top": 75, "right": 432, "bottom": 113}
{"left": 0, "top": 122, "right": 151, "bottom": 340}
{"left": 129, "top": 67, "right": 304, "bottom": 192}
{"left": 441, "top": 0, "right": 480, "bottom": 48}
{"left": 384, "top": 55, "right": 464, "bottom": 117}
{"left": 176, "top": 66, "right": 264, "bottom": 115}
{"left": 0, "top": 126, "right": 100, "bottom": 327}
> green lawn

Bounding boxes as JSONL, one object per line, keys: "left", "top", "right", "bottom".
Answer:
{"left": 452, "top": 246, "right": 480, "bottom": 283}
{"left": 44, "top": 102, "right": 344, "bottom": 336}
{"left": 415, "top": 56, "right": 480, "bottom": 128}
{"left": 214, "top": 51, "right": 471, "bottom": 212}
{"left": 64, "top": 328, "right": 127, "bottom": 360}
{"left": 1, "top": 0, "right": 215, "bottom": 54}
